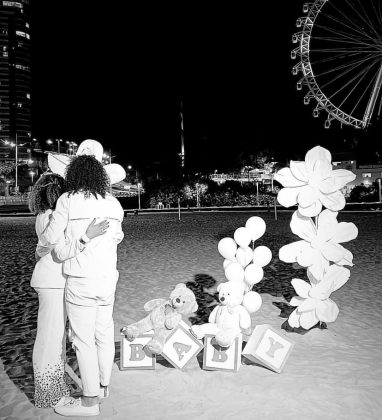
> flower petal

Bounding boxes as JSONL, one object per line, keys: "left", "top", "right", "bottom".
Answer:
{"left": 305, "top": 146, "right": 332, "bottom": 170}
{"left": 277, "top": 187, "right": 302, "bottom": 207}
{"left": 320, "top": 242, "right": 345, "bottom": 263}
{"left": 313, "top": 159, "right": 332, "bottom": 180}
{"left": 296, "top": 246, "right": 316, "bottom": 267}
{"left": 320, "top": 169, "right": 356, "bottom": 194}
{"left": 298, "top": 186, "right": 319, "bottom": 208}
{"left": 309, "top": 280, "right": 333, "bottom": 300}
{"left": 274, "top": 167, "right": 306, "bottom": 187}
{"left": 300, "top": 311, "right": 320, "bottom": 330}
{"left": 288, "top": 308, "right": 301, "bottom": 328}
{"left": 316, "top": 209, "right": 338, "bottom": 242}
{"left": 307, "top": 268, "right": 320, "bottom": 285}
{"left": 290, "top": 211, "right": 316, "bottom": 241}
{"left": 298, "top": 200, "right": 323, "bottom": 217}
{"left": 279, "top": 240, "right": 309, "bottom": 263}
{"left": 331, "top": 222, "right": 358, "bottom": 243}
{"left": 290, "top": 296, "right": 305, "bottom": 307}
{"left": 298, "top": 298, "right": 317, "bottom": 312}
{"left": 324, "top": 265, "right": 350, "bottom": 292}
{"left": 291, "top": 278, "right": 311, "bottom": 298}
{"left": 319, "top": 190, "right": 346, "bottom": 212}
{"left": 290, "top": 161, "right": 310, "bottom": 182}
{"left": 316, "top": 299, "right": 339, "bottom": 323}
{"left": 335, "top": 249, "right": 354, "bottom": 266}
{"left": 308, "top": 257, "right": 330, "bottom": 281}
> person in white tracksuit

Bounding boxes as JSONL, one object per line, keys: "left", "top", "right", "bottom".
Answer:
{"left": 29, "top": 173, "right": 108, "bottom": 409}
{"left": 40, "top": 154, "right": 124, "bottom": 417}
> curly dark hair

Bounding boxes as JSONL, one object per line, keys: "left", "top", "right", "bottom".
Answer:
{"left": 28, "top": 173, "right": 66, "bottom": 215}
{"left": 65, "top": 155, "right": 110, "bottom": 198}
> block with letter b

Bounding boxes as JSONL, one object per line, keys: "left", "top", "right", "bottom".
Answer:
{"left": 120, "top": 334, "right": 156, "bottom": 370}
{"left": 242, "top": 324, "right": 294, "bottom": 373}
{"left": 161, "top": 321, "right": 204, "bottom": 370}
{"left": 202, "top": 334, "right": 242, "bottom": 372}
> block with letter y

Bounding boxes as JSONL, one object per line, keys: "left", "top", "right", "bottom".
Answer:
{"left": 120, "top": 333, "right": 156, "bottom": 370}
{"left": 242, "top": 324, "right": 294, "bottom": 373}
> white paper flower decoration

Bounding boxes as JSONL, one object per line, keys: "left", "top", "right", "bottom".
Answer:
{"left": 288, "top": 265, "right": 350, "bottom": 329}
{"left": 279, "top": 210, "right": 358, "bottom": 280}
{"left": 274, "top": 146, "right": 355, "bottom": 217}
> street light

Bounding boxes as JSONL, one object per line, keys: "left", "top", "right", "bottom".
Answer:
{"left": 46, "top": 138, "right": 63, "bottom": 153}
{"left": 29, "top": 170, "right": 35, "bottom": 184}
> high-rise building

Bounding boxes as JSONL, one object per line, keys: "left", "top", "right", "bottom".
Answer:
{"left": 0, "top": 0, "right": 31, "bottom": 162}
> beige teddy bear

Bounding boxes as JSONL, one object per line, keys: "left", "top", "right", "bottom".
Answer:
{"left": 121, "top": 283, "right": 198, "bottom": 354}
{"left": 191, "top": 281, "right": 251, "bottom": 347}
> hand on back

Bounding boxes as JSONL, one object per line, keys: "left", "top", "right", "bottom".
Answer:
{"left": 86, "top": 218, "right": 109, "bottom": 239}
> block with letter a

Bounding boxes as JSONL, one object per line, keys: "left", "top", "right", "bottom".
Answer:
{"left": 161, "top": 321, "right": 204, "bottom": 370}
{"left": 242, "top": 324, "right": 294, "bottom": 373}
{"left": 120, "top": 333, "right": 156, "bottom": 370}
{"left": 202, "top": 334, "right": 242, "bottom": 372}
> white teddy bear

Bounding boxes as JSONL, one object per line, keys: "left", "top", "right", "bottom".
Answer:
{"left": 191, "top": 281, "right": 251, "bottom": 347}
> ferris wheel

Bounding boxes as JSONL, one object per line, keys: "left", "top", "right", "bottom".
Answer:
{"left": 291, "top": 0, "right": 382, "bottom": 129}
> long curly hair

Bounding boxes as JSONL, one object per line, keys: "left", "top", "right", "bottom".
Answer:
{"left": 28, "top": 173, "right": 66, "bottom": 215}
{"left": 65, "top": 155, "right": 110, "bottom": 198}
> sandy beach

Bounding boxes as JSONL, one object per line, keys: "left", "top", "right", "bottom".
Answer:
{"left": 0, "top": 211, "right": 381, "bottom": 420}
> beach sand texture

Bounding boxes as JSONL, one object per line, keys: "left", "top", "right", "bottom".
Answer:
{"left": 0, "top": 211, "right": 381, "bottom": 420}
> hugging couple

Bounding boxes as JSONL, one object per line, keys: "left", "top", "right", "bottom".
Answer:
{"left": 29, "top": 139, "right": 125, "bottom": 416}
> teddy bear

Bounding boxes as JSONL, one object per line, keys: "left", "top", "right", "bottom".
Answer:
{"left": 121, "top": 283, "right": 198, "bottom": 355}
{"left": 190, "top": 280, "right": 251, "bottom": 348}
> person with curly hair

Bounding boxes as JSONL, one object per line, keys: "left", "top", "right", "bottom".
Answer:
{"left": 29, "top": 173, "right": 108, "bottom": 409}
{"left": 40, "top": 146, "right": 124, "bottom": 417}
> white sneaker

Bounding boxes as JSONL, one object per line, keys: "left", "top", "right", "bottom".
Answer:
{"left": 54, "top": 398, "right": 100, "bottom": 417}
{"left": 99, "top": 386, "right": 110, "bottom": 399}
{"left": 53, "top": 396, "right": 77, "bottom": 408}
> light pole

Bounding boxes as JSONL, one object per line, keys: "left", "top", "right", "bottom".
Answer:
{"left": 29, "top": 170, "right": 35, "bottom": 184}
{"left": 47, "top": 138, "right": 63, "bottom": 152}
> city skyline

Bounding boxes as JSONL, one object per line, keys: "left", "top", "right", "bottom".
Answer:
{"left": 29, "top": 1, "right": 382, "bottom": 171}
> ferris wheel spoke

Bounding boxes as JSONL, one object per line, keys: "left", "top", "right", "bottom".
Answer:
{"left": 310, "top": 51, "right": 368, "bottom": 66}
{"left": 313, "top": 22, "right": 375, "bottom": 49}
{"left": 353, "top": 0, "right": 381, "bottom": 40}
{"left": 348, "top": 67, "right": 380, "bottom": 116}
{"left": 318, "top": 55, "right": 377, "bottom": 89}
{"left": 327, "top": 61, "right": 377, "bottom": 103}
{"left": 313, "top": 53, "right": 378, "bottom": 78}
{"left": 323, "top": 3, "right": 378, "bottom": 44}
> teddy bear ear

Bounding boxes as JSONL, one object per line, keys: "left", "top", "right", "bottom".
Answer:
{"left": 175, "top": 283, "right": 186, "bottom": 290}
{"left": 192, "top": 302, "right": 198, "bottom": 312}
{"left": 217, "top": 283, "right": 223, "bottom": 292}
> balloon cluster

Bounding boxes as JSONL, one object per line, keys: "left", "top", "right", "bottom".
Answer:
{"left": 217, "top": 216, "right": 272, "bottom": 313}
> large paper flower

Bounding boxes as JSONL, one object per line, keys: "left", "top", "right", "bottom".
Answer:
{"left": 288, "top": 265, "right": 350, "bottom": 329}
{"left": 274, "top": 146, "right": 355, "bottom": 217}
{"left": 279, "top": 210, "right": 358, "bottom": 280}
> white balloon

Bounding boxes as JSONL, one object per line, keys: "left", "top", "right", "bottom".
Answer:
{"left": 252, "top": 246, "right": 272, "bottom": 267}
{"left": 242, "top": 291, "right": 262, "bottom": 313}
{"left": 233, "top": 227, "right": 252, "bottom": 248}
{"left": 224, "top": 262, "right": 245, "bottom": 283}
{"left": 223, "top": 257, "right": 236, "bottom": 269}
{"left": 244, "top": 264, "right": 264, "bottom": 287}
{"left": 218, "top": 237, "right": 237, "bottom": 260}
{"left": 235, "top": 246, "right": 253, "bottom": 268}
{"left": 245, "top": 217, "right": 266, "bottom": 241}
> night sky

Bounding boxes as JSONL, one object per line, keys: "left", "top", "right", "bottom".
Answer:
{"left": 29, "top": 1, "right": 382, "bottom": 172}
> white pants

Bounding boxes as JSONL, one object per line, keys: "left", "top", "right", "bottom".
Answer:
{"left": 32, "top": 288, "right": 70, "bottom": 408}
{"left": 66, "top": 301, "right": 115, "bottom": 397}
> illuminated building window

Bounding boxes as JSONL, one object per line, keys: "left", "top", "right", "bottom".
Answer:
{"left": 362, "top": 173, "right": 371, "bottom": 178}
{"left": 3, "top": 51, "right": 8, "bottom": 57}
{"left": 2, "top": 1, "right": 22, "bottom": 8}
{"left": 15, "top": 30, "right": 30, "bottom": 39}
{"left": 17, "top": 103, "right": 22, "bottom": 108}
{"left": 15, "top": 64, "right": 30, "bottom": 71}
{"left": 26, "top": 93, "right": 30, "bottom": 99}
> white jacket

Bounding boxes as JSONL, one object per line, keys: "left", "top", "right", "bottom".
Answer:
{"left": 31, "top": 210, "right": 86, "bottom": 288}
{"left": 40, "top": 192, "right": 124, "bottom": 279}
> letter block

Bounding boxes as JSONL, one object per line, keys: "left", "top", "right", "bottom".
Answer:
{"left": 120, "top": 334, "right": 156, "bottom": 370}
{"left": 242, "top": 324, "right": 294, "bottom": 373}
{"left": 202, "top": 334, "right": 242, "bottom": 372}
{"left": 161, "top": 322, "right": 204, "bottom": 370}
